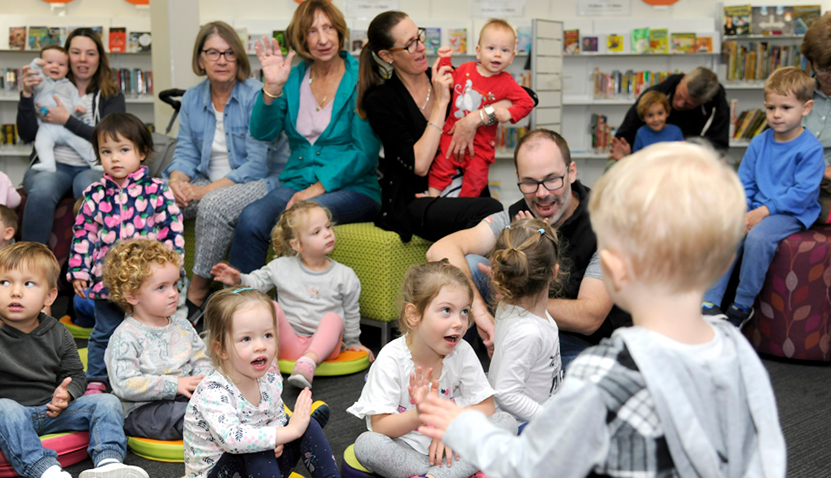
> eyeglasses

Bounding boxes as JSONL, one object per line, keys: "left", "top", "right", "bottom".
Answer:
{"left": 202, "top": 49, "right": 237, "bottom": 62}
{"left": 517, "top": 175, "right": 566, "bottom": 194}
{"left": 388, "top": 28, "right": 426, "bottom": 54}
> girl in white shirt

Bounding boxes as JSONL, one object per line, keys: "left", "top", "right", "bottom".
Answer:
{"left": 487, "top": 218, "right": 564, "bottom": 425}
{"left": 348, "top": 261, "right": 516, "bottom": 478}
{"left": 183, "top": 287, "right": 338, "bottom": 478}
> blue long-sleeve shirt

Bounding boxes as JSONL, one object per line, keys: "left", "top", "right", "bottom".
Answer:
{"left": 632, "top": 124, "right": 684, "bottom": 153}
{"left": 738, "top": 128, "right": 825, "bottom": 227}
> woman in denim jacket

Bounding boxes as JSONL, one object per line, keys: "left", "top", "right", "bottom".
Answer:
{"left": 227, "top": 0, "right": 381, "bottom": 274}
{"left": 165, "top": 21, "right": 289, "bottom": 315}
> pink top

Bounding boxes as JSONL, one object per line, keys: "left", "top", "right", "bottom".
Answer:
{"left": 296, "top": 68, "right": 334, "bottom": 145}
{"left": 0, "top": 172, "right": 21, "bottom": 209}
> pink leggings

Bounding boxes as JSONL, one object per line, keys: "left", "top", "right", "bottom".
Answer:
{"left": 274, "top": 301, "right": 344, "bottom": 363}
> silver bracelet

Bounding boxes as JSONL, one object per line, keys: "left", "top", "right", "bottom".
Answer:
{"left": 478, "top": 109, "right": 487, "bottom": 126}
{"left": 427, "top": 121, "right": 442, "bottom": 132}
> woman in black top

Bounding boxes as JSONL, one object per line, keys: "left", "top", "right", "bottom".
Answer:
{"left": 357, "top": 11, "right": 503, "bottom": 242}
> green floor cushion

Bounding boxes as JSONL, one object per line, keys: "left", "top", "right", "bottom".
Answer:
{"left": 278, "top": 350, "right": 370, "bottom": 376}
{"left": 127, "top": 437, "right": 184, "bottom": 463}
{"left": 78, "top": 347, "right": 87, "bottom": 372}
{"left": 60, "top": 315, "right": 92, "bottom": 339}
{"left": 329, "top": 223, "right": 432, "bottom": 323}
{"left": 183, "top": 219, "right": 196, "bottom": 279}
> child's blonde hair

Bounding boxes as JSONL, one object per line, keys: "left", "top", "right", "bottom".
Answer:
{"left": 490, "top": 218, "right": 567, "bottom": 303}
{"left": 398, "top": 260, "right": 473, "bottom": 341}
{"left": 102, "top": 239, "right": 180, "bottom": 314}
{"left": 0, "top": 242, "right": 59, "bottom": 289}
{"left": 589, "top": 142, "right": 745, "bottom": 293}
{"left": 636, "top": 91, "right": 671, "bottom": 121}
{"left": 0, "top": 205, "right": 18, "bottom": 238}
{"left": 479, "top": 18, "right": 516, "bottom": 45}
{"left": 764, "top": 66, "right": 815, "bottom": 103}
{"left": 270, "top": 201, "right": 333, "bottom": 257}
{"left": 204, "top": 287, "right": 277, "bottom": 379}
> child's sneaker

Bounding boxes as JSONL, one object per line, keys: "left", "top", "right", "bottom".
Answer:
{"left": 725, "top": 303, "right": 754, "bottom": 329}
{"left": 287, "top": 356, "right": 316, "bottom": 389}
{"left": 701, "top": 301, "right": 725, "bottom": 318}
{"left": 310, "top": 401, "right": 330, "bottom": 429}
{"left": 79, "top": 462, "right": 149, "bottom": 478}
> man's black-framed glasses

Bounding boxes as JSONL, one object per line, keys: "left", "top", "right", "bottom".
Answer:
{"left": 517, "top": 175, "right": 566, "bottom": 194}
{"left": 202, "top": 49, "right": 237, "bottom": 61}
{"left": 388, "top": 28, "right": 427, "bottom": 54}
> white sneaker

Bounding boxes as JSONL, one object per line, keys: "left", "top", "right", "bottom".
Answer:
{"left": 79, "top": 463, "right": 150, "bottom": 478}
{"left": 40, "top": 465, "right": 71, "bottom": 478}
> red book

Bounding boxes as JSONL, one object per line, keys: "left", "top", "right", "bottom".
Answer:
{"left": 109, "top": 27, "right": 126, "bottom": 53}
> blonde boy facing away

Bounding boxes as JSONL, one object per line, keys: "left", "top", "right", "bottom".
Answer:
{"left": 0, "top": 242, "right": 148, "bottom": 478}
{"left": 703, "top": 66, "right": 825, "bottom": 327}
{"left": 416, "top": 142, "right": 787, "bottom": 477}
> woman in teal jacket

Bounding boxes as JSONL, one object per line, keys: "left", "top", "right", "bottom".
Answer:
{"left": 229, "top": 0, "right": 381, "bottom": 273}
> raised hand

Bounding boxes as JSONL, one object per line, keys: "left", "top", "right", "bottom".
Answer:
{"left": 408, "top": 366, "right": 437, "bottom": 408}
{"left": 286, "top": 388, "right": 312, "bottom": 439}
{"left": 210, "top": 262, "right": 242, "bottom": 286}
{"left": 46, "top": 377, "right": 72, "bottom": 418}
{"left": 20, "top": 62, "right": 43, "bottom": 97}
{"left": 431, "top": 58, "right": 454, "bottom": 108}
{"left": 255, "top": 36, "right": 295, "bottom": 99}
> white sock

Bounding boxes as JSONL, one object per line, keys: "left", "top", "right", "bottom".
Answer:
{"left": 40, "top": 465, "right": 71, "bottom": 478}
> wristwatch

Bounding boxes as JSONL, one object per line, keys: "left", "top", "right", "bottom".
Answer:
{"left": 483, "top": 105, "right": 497, "bottom": 126}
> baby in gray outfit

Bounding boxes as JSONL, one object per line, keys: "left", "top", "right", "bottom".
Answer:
{"left": 30, "top": 45, "right": 98, "bottom": 172}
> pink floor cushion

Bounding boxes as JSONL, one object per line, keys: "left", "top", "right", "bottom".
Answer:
{"left": 0, "top": 432, "right": 90, "bottom": 477}
{"left": 747, "top": 225, "right": 831, "bottom": 361}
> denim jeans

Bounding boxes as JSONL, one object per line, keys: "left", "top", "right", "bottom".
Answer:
{"left": 87, "top": 299, "right": 125, "bottom": 382}
{"left": 0, "top": 395, "right": 126, "bottom": 478}
{"left": 21, "top": 164, "right": 103, "bottom": 244}
{"left": 229, "top": 186, "right": 380, "bottom": 274}
{"left": 704, "top": 214, "right": 804, "bottom": 309}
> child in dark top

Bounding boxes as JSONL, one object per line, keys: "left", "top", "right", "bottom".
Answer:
{"left": 631, "top": 90, "right": 685, "bottom": 154}
{"left": 703, "top": 66, "right": 826, "bottom": 327}
{"left": 0, "top": 242, "right": 148, "bottom": 478}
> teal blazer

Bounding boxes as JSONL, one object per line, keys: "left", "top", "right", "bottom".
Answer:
{"left": 250, "top": 51, "right": 381, "bottom": 203}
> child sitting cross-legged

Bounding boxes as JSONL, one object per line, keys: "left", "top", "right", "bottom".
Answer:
{"left": 211, "top": 201, "right": 373, "bottom": 389}
{"left": 0, "top": 242, "right": 149, "bottom": 478}
{"left": 103, "top": 238, "right": 212, "bottom": 440}
{"left": 487, "top": 218, "right": 563, "bottom": 426}
{"left": 184, "top": 287, "right": 338, "bottom": 478}
{"left": 703, "top": 66, "right": 826, "bottom": 327}
{"left": 348, "top": 260, "right": 517, "bottom": 478}
{"left": 631, "top": 90, "right": 684, "bottom": 154}
{"left": 415, "top": 142, "right": 787, "bottom": 477}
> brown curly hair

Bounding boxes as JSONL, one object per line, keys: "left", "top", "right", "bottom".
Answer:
{"left": 398, "top": 260, "right": 473, "bottom": 342}
{"left": 270, "top": 201, "right": 333, "bottom": 257}
{"left": 102, "top": 239, "right": 180, "bottom": 313}
{"left": 490, "top": 218, "right": 566, "bottom": 304}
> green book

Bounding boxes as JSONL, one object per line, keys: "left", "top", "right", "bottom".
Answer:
{"left": 649, "top": 29, "right": 668, "bottom": 54}
{"left": 632, "top": 28, "right": 649, "bottom": 54}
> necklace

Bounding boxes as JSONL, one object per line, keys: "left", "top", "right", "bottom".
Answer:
{"left": 309, "top": 66, "right": 341, "bottom": 112}
{"left": 420, "top": 84, "right": 432, "bottom": 110}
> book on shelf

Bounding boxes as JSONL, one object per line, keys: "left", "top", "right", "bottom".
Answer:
{"left": 2, "top": 124, "right": 19, "bottom": 146}
{"left": 109, "top": 27, "right": 126, "bottom": 53}
{"left": 128, "top": 32, "right": 152, "bottom": 53}
{"left": 751, "top": 6, "right": 794, "bottom": 36}
{"left": 114, "top": 68, "right": 153, "bottom": 97}
{"left": 695, "top": 35, "right": 714, "bottom": 53}
{"left": 729, "top": 98, "right": 739, "bottom": 138}
{"left": 1, "top": 68, "right": 21, "bottom": 94}
{"left": 582, "top": 36, "right": 598, "bottom": 53}
{"left": 724, "top": 5, "right": 752, "bottom": 36}
{"left": 607, "top": 34, "right": 624, "bottom": 53}
{"left": 69, "top": 26, "right": 103, "bottom": 37}
{"left": 671, "top": 33, "right": 696, "bottom": 54}
{"left": 733, "top": 109, "right": 767, "bottom": 141}
{"left": 488, "top": 180, "right": 501, "bottom": 201}
{"left": 271, "top": 31, "right": 288, "bottom": 55}
{"left": 9, "top": 27, "right": 26, "bottom": 50}
{"left": 350, "top": 30, "right": 367, "bottom": 53}
{"left": 723, "top": 41, "right": 808, "bottom": 82}
{"left": 564, "top": 29, "right": 579, "bottom": 55}
{"left": 516, "top": 27, "right": 531, "bottom": 54}
{"left": 28, "top": 26, "right": 48, "bottom": 51}
{"left": 425, "top": 28, "right": 440, "bottom": 55}
{"left": 632, "top": 28, "right": 649, "bottom": 54}
{"left": 649, "top": 29, "right": 668, "bottom": 54}
{"left": 247, "top": 33, "right": 268, "bottom": 55}
{"left": 234, "top": 27, "right": 248, "bottom": 48}
{"left": 590, "top": 114, "right": 615, "bottom": 153}
{"left": 48, "top": 27, "right": 66, "bottom": 47}
{"left": 448, "top": 28, "right": 467, "bottom": 54}
{"left": 794, "top": 5, "right": 821, "bottom": 35}
{"left": 592, "top": 68, "right": 672, "bottom": 100}
{"left": 496, "top": 125, "right": 527, "bottom": 151}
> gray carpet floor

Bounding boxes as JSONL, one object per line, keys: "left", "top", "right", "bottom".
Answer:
{"left": 58, "top": 322, "right": 831, "bottom": 478}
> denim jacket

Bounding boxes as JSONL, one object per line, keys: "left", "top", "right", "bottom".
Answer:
{"left": 165, "top": 77, "right": 289, "bottom": 190}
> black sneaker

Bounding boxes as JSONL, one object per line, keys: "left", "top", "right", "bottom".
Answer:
{"left": 311, "top": 402, "right": 330, "bottom": 429}
{"left": 725, "top": 304, "right": 754, "bottom": 329}
{"left": 702, "top": 303, "right": 725, "bottom": 318}
{"left": 186, "top": 298, "right": 206, "bottom": 326}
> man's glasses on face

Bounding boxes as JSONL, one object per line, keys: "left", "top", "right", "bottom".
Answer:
{"left": 388, "top": 28, "right": 427, "bottom": 54}
{"left": 517, "top": 175, "right": 566, "bottom": 194}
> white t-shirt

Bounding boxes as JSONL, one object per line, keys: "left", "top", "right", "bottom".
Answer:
{"left": 207, "top": 109, "right": 231, "bottom": 182}
{"left": 53, "top": 93, "right": 94, "bottom": 167}
{"left": 347, "top": 335, "right": 494, "bottom": 455}
{"left": 488, "top": 303, "right": 562, "bottom": 422}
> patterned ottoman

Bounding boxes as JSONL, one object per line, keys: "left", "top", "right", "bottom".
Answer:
{"left": 329, "top": 223, "right": 432, "bottom": 345}
{"left": 747, "top": 224, "right": 831, "bottom": 361}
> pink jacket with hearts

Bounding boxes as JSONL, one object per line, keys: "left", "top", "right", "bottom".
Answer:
{"left": 67, "top": 166, "right": 185, "bottom": 299}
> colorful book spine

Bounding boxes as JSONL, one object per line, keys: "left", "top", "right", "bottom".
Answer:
{"left": 592, "top": 68, "right": 673, "bottom": 99}
{"left": 723, "top": 41, "right": 809, "bottom": 82}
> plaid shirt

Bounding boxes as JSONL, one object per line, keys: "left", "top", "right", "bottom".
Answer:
{"left": 569, "top": 338, "right": 678, "bottom": 478}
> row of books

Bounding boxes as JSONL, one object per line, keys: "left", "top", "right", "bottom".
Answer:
{"left": 723, "top": 42, "right": 809, "bottom": 83}
{"left": 592, "top": 69, "right": 675, "bottom": 100}
{"left": 495, "top": 125, "right": 528, "bottom": 152}
{"left": 590, "top": 114, "right": 616, "bottom": 154}
{"left": 9, "top": 26, "right": 150, "bottom": 53}
{"left": 732, "top": 109, "right": 767, "bottom": 141}
{"left": 1, "top": 68, "right": 20, "bottom": 94}
{"left": 723, "top": 5, "right": 821, "bottom": 36}
{"left": 565, "top": 29, "right": 715, "bottom": 55}
{"left": 114, "top": 69, "right": 153, "bottom": 97}
{"left": 1, "top": 124, "right": 19, "bottom": 146}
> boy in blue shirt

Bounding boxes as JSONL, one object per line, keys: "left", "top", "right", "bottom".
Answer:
{"left": 631, "top": 90, "right": 685, "bottom": 153}
{"left": 703, "top": 66, "right": 826, "bottom": 327}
